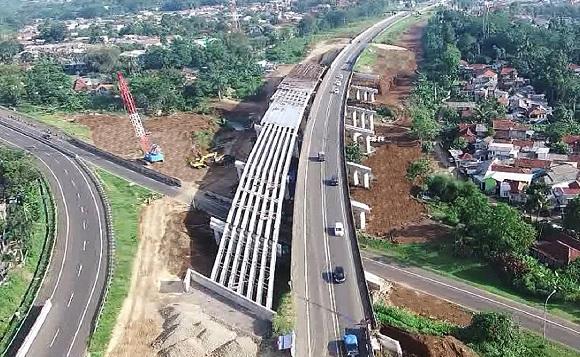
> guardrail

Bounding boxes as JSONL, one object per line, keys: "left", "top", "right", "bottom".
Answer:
{"left": 339, "top": 72, "right": 376, "bottom": 330}
{"left": 0, "top": 108, "right": 182, "bottom": 188}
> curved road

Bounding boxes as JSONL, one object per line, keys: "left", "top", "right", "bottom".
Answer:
{"left": 0, "top": 119, "right": 108, "bottom": 357}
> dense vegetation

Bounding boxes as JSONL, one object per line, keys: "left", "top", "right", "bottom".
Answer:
{"left": 375, "top": 304, "right": 578, "bottom": 357}
{"left": 425, "top": 175, "right": 580, "bottom": 304}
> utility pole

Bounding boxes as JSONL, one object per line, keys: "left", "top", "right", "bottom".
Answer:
{"left": 543, "top": 289, "right": 557, "bottom": 339}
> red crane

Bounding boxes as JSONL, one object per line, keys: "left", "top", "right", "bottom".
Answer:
{"left": 116, "top": 72, "right": 163, "bottom": 163}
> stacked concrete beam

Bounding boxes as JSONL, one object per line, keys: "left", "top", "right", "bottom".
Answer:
{"left": 210, "top": 64, "right": 323, "bottom": 309}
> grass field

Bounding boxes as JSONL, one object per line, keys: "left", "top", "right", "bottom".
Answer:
{"left": 17, "top": 104, "right": 92, "bottom": 141}
{"left": 359, "top": 236, "right": 580, "bottom": 323}
{"left": 0, "top": 178, "right": 55, "bottom": 353}
{"left": 87, "top": 170, "right": 154, "bottom": 356}
{"left": 374, "top": 11, "right": 433, "bottom": 44}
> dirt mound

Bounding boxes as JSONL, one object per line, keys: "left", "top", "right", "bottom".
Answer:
{"left": 75, "top": 112, "right": 217, "bottom": 181}
{"left": 381, "top": 326, "right": 477, "bottom": 357}
{"left": 153, "top": 304, "right": 258, "bottom": 357}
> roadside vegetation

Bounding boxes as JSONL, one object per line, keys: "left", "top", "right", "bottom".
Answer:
{"left": 88, "top": 169, "right": 155, "bottom": 356}
{"left": 374, "top": 10, "right": 433, "bottom": 45}
{"left": 375, "top": 304, "right": 579, "bottom": 357}
{"left": 272, "top": 291, "right": 295, "bottom": 336}
{"left": 0, "top": 148, "right": 55, "bottom": 354}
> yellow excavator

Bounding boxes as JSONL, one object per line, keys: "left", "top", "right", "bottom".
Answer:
{"left": 190, "top": 152, "right": 226, "bottom": 169}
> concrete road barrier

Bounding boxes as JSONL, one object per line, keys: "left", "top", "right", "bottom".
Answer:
{"left": 15, "top": 300, "right": 52, "bottom": 357}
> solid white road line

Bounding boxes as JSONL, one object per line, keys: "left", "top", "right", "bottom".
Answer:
{"left": 49, "top": 329, "right": 60, "bottom": 348}
{"left": 364, "top": 257, "right": 580, "bottom": 335}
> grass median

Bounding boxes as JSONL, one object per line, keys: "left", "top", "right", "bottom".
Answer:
{"left": 360, "top": 235, "right": 580, "bottom": 323}
{"left": 0, "top": 178, "right": 55, "bottom": 354}
{"left": 88, "top": 169, "right": 155, "bottom": 356}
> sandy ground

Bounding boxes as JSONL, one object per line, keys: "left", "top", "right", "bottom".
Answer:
{"left": 106, "top": 198, "right": 268, "bottom": 357}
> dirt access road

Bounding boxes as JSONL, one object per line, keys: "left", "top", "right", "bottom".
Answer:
{"left": 106, "top": 198, "right": 270, "bottom": 357}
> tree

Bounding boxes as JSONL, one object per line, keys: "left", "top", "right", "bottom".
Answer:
{"left": 38, "top": 20, "right": 68, "bottom": 43}
{"left": 406, "top": 157, "right": 432, "bottom": 184}
{"left": 473, "top": 98, "right": 506, "bottom": 124}
{"left": 525, "top": 182, "right": 551, "bottom": 221}
{"left": 298, "top": 14, "right": 317, "bottom": 36}
{"left": 25, "top": 58, "right": 81, "bottom": 109}
{"left": 411, "top": 106, "right": 440, "bottom": 146}
{"left": 459, "top": 312, "right": 527, "bottom": 357}
{"left": 563, "top": 196, "right": 580, "bottom": 232}
{"left": 0, "top": 64, "right": 25, "bottom": 106}
{"left": 129, "top": 69, "right": 187, "bottom": 114}
{"left": 85, "top": 47, "right": 120, "bottom": 73}
{"left": 0, "top": 39, "right": 22, "bottom": 63}
{"left": 346, "top": 143, "right": 363, "bottom": 164}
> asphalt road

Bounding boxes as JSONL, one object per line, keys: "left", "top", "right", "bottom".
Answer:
{"left": 0, "top": 119, "right": 108, "bottom": 357}
{"left": 363, "top": 252, "right": 580, "bottom": 351}
{"left": 293, "top": 11, "right": 415, "bottom": 357}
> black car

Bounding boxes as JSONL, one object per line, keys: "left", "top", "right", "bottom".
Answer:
{"left": 333, "top": 266, "right": 346, "bottom": 284}
{"left": 328, "top": 175, "right": 339, "bottom": 186}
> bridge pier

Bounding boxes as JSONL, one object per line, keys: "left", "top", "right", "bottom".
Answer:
{"left": 349, "top": 128, "right": 374, "bottom": 154}
{"left": 235, "top": 160, "right": 245, "bottom": 179}
{"left": 351, "top": 200, "right": 370, "bottom": 231}
{"left": 209, "top": 216, "right": 226, "bottom": 244}
{"left": 346, "top": 106, "right": 376, "bottom": 132}
{"left": 348, "top": 85, "right": 378, "bottom": 103}
{"left": 347, "top": 162, "right": 372, "bottom": 189}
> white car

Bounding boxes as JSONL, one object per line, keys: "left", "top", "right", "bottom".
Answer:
{"left": 335, "top": 80, "right": 342, "bottom": 86}
{"left": 334, "top": 222, "right": 344, "bottom": 237}
{"left": 336, "top": 73, "right": 344, "bottom": 80}
{"left": 331, "top": 87, "right": 339, "bottom": 94}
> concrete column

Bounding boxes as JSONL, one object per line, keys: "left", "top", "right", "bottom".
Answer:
{"left": 363, "top": 90, "right": 368, "bottom": 102}
{"left": 363, "top": 173, "right": 370, "bottom": 189}
{"left": 353, "top": 132, "right": 361, "bottom": 143}
{"left": 353, "top": 170, "right": 360, "bottom": 186}
{"left": 359, "top": 211, "right": 366, "bottom": 231}
{"left": 369, "top": 113, "right": 374, "bottom": 131}
{"left": 210, "top": 217, "right": 225, "bottom": 244}
{"left": 356, "top": 89, "right": 361, "bottom": 100}
{"left": 365, "top": 135, "right": 372, "bottom": 154}
{"left": 235, "top": 160, "right": 245, "bottom": 179}
{"left": 360, "top": 112, "right": 366, "bottom": 129}
{"left": 370, "top": 92, "right": 376, "bottom": 102}
{"left": 352, "top": 110, "right": 357, "bottom": 127}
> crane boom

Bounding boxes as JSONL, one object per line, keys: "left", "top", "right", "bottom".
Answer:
{"left": 117, "top": 72, "right": 152, "bottom": 154}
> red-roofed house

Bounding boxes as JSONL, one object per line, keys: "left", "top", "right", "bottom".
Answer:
{"left": 500, "top": 67, "right": 518, "bottom": 79}
{"left": 532, "top": 231, "right": 580, "bottom": 267}
{"left": 553, "top": 181, "right": 580, "bottom": 208}
{"left": 492, "top": 120, "right": 529, "bottom": 140}
{"left": 500, "top": 179, "right": 528, "bottom": 202}
{"left": 515, "top": 158, "right": 552, "bottom": 170}
{"left": 562, "top": 135, "right": 580, "bottom": 154}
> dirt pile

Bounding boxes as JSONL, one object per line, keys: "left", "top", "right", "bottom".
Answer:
{"left": 381, "top": 326, "right": 478, "bottom": 357}
{"left": 153, "top": 304, "right": 258, "bottom": 357}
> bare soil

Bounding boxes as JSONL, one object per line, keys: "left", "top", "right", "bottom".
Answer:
{"left": 389, "top": 283, "right": 472, "bottom": 327}
{"left": 107, "top": 198, "right": 265, "bottom": 357}
{"left": 76, "top": 112, "right": 217, "bottom": 182}
{"left": 351, "top": 21, "right": 431, "bottom": 236}
{"left": 386, "top": 219, "right": 453, "bottom": 244}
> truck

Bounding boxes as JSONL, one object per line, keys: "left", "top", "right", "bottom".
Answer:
{"left": 343, "top": 333, "right": 359, "bottom": 356}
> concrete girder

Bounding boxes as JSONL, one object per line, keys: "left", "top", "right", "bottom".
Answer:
{"left": 346, "top": 161, "right": 372, "bottom": 189}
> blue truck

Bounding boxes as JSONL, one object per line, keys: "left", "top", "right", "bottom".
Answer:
{"left": 343, "top": 333, "right": 359, "bottom": 356}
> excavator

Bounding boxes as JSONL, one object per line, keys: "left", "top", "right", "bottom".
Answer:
{"left": 189, "top": 152, "right": 228, "bottom": 169}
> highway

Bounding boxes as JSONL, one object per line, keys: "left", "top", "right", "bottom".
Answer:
{"left": 293, "top": 12, "right": 414, "bottom": 357}
{"left": 0, "top": 120, "right": 108, "bottom": 357}
{"left": 363, "top": 252, "right": 580, "bottom": 351}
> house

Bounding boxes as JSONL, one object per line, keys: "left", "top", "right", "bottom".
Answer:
{"left": 500, "top": 67, "right": 518, "bottom": 81}
{"left": 472, "top": 159, "right": 534, "bottom": 196}
{"left": 94, "top": 84, "right": 114, "bottom": 96}
{"left": 514, "top": 158, "right": 552, "bottom": 170}
{"left": 562, "top": 135, "right": 580, "bottom": 154}
{"left": 526, "top": 104, "right": 550, "bottom": 123}
{"left": 532, "top": 231, "right": 580, "bottom": 268}
{"left": 569, "top": 63, "right": 580, "bottom": 76}
{"left": 492, "top": 120, "right": 529, "bottom": 140}
{"left": 487, "top": 142, "right": 519, "bottom": 160}
{"left": 500, "top": 180, "right": 528, "bottom": 202}
{"left": 552, "top": 181, "right": 580, "bottom": 209}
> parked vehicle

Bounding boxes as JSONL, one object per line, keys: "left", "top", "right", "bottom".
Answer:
{"left": 317, "top": 151, "right": 326, "bottom": 162}
{"left": 343, "top": 332, "right": 359, "bottom": 356}
{"left": 328, "top": 174, "right": 339, "bottom": 186}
